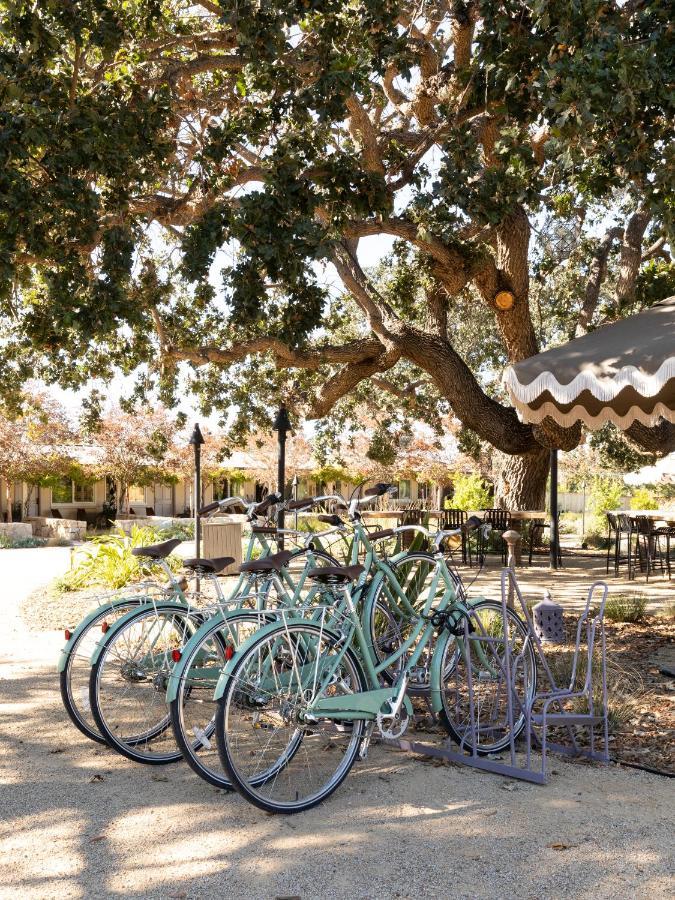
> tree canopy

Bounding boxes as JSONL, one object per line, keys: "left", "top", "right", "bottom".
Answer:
{"left": 0, "top": 0, "right": 673, "bottom": 507}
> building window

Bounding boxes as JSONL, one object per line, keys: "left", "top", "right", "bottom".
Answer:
{"left": 128, "top": 485, "right": 146, "bottom": 505}
{"left": 398, "top": 480, "right": 411, "bottom": 499}
{"left": 51, "top": 478, "right": 94, "bottom": 505}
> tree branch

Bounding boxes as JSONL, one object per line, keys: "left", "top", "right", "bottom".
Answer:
{"left": 575, "top": 226, "right": 623, "bottom": 337}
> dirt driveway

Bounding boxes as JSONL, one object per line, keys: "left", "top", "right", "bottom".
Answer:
{"left": 0, "top": 548, "right": 673, "bottom": 899}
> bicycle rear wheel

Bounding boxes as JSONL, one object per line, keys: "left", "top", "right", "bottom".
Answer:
{"left": 169, "top": 610, "right": 277, "bottom": 788}
{"left": 60, "top": 596, "right": 146, "bottom": 743}
{"left": 216, "top": 620, "right": 367, "bottom": 813}
{"left": 438, "top": 600, "right": 536, "bottom": 754}
{"left": 89, "top": 604, "right": 200, "bottom": 764}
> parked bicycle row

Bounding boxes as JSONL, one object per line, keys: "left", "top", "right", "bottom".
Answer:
{"left": 59, "top": 484, "right": 536, "bottom": 813}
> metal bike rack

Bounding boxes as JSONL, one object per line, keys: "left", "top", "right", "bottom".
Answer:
{"left": 389, "top": 569, "right": 610, "bottom": 785}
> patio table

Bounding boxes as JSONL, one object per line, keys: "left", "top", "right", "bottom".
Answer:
{"left": 616, "top": 509, "right": 675, "bottom": 526}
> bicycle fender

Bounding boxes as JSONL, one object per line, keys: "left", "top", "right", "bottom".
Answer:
{"left": 428, "top": 629, "right": 455, "bottom": 715}
{"left": 56, "top": 594, "right": 149, "bottom": 673}
{"left": 164, "top": 609, "right": 277, "bottom": 703}
{"left": 212, "top": 619, "right": 344, "bottom": 702}
{"left": 165, "top": 612, "right": 227, "bottom": 703}
{"left": 88, "top": 601, "right": 189, "bottom": 666}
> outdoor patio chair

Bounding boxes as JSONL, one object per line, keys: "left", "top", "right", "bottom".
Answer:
{"left": 76, "top": 508, "right": 87, "bottom": 523}
{"left": 633, "top": 515, "right": 671, "bottom": 581}
{"left": 49, "top": 509, "right": 63, "bottom": 519}
{"left": 616, "top": 513, "right": 636, "bottom": 578}
{"left": 442, "top": 508, "right": 468, "bottom": 564}
{"left": 481, "top": 508, "right": 511, "bottom": 564}
{"left": 146, "top": 507, "right": 155, "bottom": 516}
{"left": 528, "top": 515, "right": 562, "bottom": 567}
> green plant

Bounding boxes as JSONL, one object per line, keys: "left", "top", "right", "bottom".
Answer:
{"left": 157, "top": 522, "right": 194, "bottom": 540}
{"left": 583, "top": 513, "right": 611, "bottom": 549}
{"left": 451, "top": 473, "right": 492, "bottom": 513}
{"left": 589, "top": 477, "right": 623, "bottom": 515}
{"left": 603, "top": 594, "right": 648, "bottom": 624}
{"left": 558, "top": 512, "right": 581, "bottom": 536}
{"left": 55, "top": 526, "right": 182, "bottom": 591}
{"left": 0, "top": 534, "right": 47, "bottom": 549}
{"left": 629, "top": 487, "right": 658, "bottom": 510}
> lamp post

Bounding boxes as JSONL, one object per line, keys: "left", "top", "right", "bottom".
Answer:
{"left": 273, "top": 404, "right": 291, "bottom": 548}
{"left": 291, "top": 473, "right": 299, "bottom": 531}
{"left": 189, "top": 423, "right": 205, "bottom": 560}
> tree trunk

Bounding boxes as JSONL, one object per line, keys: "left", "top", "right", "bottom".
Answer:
{"left": 494, "top": 447, "right": 550, "bottom": 510}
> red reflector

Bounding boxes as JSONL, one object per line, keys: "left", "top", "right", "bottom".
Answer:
{"left": 64, "top": 629, "right": 72, "bottom": 641}
{"left": 225, "top": 644, "right": 234, "bottom": 661}
{"left": 101, "top": 621, "right": 109, "bottom": 634}
{"left": 171, "top": 649, "right": 182, "bottom": 663}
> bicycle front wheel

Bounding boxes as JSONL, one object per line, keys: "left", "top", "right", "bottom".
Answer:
{"left": 216, "top": 621, "right": 367, "bottom": 813}
{"left": 438, "top": 600, "right": 537, "bottom": 754}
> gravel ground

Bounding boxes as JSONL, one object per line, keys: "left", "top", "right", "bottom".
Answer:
{"left": 1, "top": 548, "right": 674, "bottom": 899}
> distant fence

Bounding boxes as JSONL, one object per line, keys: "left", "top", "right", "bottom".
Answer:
{"left": 554, "top": 491, "right": 631, "bottom": 514}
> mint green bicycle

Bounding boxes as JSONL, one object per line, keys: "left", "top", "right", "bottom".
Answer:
{"left": 164, "top": 485, "right": 446, "bottom": 789}
{"left": 61, "top": 492, "right": 298, "bottom": 747}
{"left": 213, "top": 516, "right": 536, "bottom": 813}
{"left": 87, "top": 495, "right": 339, "bottom": 764}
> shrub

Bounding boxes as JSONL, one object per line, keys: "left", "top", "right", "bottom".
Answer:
{"left": 603, "top": 594, "right": 648, "bottom": 624}
{"left": 558, "top": 512, "right": 581, "bottom": 535}
{"left": 451, "top": 473, "right": 492, "bottom": 512}
{"left": 0, "top": 534, "right": 47, "bottom": 549}
{"left": 56, "top": 526, "right": 182, "bottom": 591}
{"left": 157, "top": 521, "right": 195, "bottom": 540}
{"left": 589, "top": 476, "right": 623, "bottom": 515}
{"left": 629, "top": 487, "right": 658, "bottom": 510}
{"left": 583, "top": 513, "right": 611, "bottom": 549}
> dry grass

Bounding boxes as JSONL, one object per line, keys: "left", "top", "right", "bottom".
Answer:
{"left": 603, "top": 594, "right": 648, "bottom": 623}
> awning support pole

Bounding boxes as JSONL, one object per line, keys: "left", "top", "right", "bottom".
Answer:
{"left": 550, "top": 448, "right": 559, "bottom": 570}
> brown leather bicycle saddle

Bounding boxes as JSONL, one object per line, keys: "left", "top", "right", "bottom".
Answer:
{"left": 182, "top": 556, "right": 234, "bottom": 574}
{"left": 239, "top": 550, "right": 294, "bottom": 574}
{"left": 131, "top": 538, "right": 182, "bottom": 560}
{"left": 307, "top": 564, "right": 364, "bottom": 584}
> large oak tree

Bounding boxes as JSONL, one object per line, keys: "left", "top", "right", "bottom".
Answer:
{"left": 0, "top": 1, "right": 673, "bottom": 507}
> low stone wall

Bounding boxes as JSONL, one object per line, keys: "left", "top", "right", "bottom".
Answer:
{"left": 0, "top": 522, "right": 33, "bottom": 541}
{"left": 114, "top": 516, "right": 189, "bottom": 535}
{"left": 26, "top": 516, "right": 86, "bottom": 542}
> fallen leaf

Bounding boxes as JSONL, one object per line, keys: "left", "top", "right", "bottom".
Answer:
{"left": 49, "top": 747, "right": 66, "bottom": 755}
{"left": 168, "top": 892, "right": 187, "bottom": 899}
{"left": 151, "top": 773, "right": 169, "bottom": 782}
{"left": 89, "top": 835, "right": 105, "bottom": 843}
{"left": 88, "top": 774, "right": 105, "bottom": 783}
{"left": 547, "top": 842, "right": 574, "bottom": 851}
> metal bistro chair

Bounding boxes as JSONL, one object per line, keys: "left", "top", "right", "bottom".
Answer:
{"left": 616, "top": 513, "right": 636, "bottom": 578}
{"left": 605, "top": 512, "right": 632, "bottom": 576}
{"left": 481, "top": 509, "right": 511, "bottom": 564}
{"left": 442, "top": 508, "right": 468, "bottom": 564}
{"left": 634, "top": 515, "right": 672, "bottom": 581}
{"left": 528, "top": 514, "right": 562, "bottom": 567}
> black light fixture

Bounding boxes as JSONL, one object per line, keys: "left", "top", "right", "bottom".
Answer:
{"left": 272, "top": 404, "right": 291, "bottom": 545}
{"left": 189, "top": 423, "right": 205, "bottom": 559}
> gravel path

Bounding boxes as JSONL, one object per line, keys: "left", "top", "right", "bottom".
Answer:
{"left": 0, "top": 548, "right": 673, "bottom": 899}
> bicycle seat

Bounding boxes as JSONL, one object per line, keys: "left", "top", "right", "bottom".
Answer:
{"left": 131, "top": 538, "right": 182, "bottom": 560}
{"left": 368, "top": 528, "right": 394, "bottom": 541}
{"left": 307, "top": 564, "right": 364, "bottom": 584}
{"left": 182, "top": 556, "right": 234, "bottom": 574}
{"left": 239, "top": 550, "right": 294, "bottom": 574}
